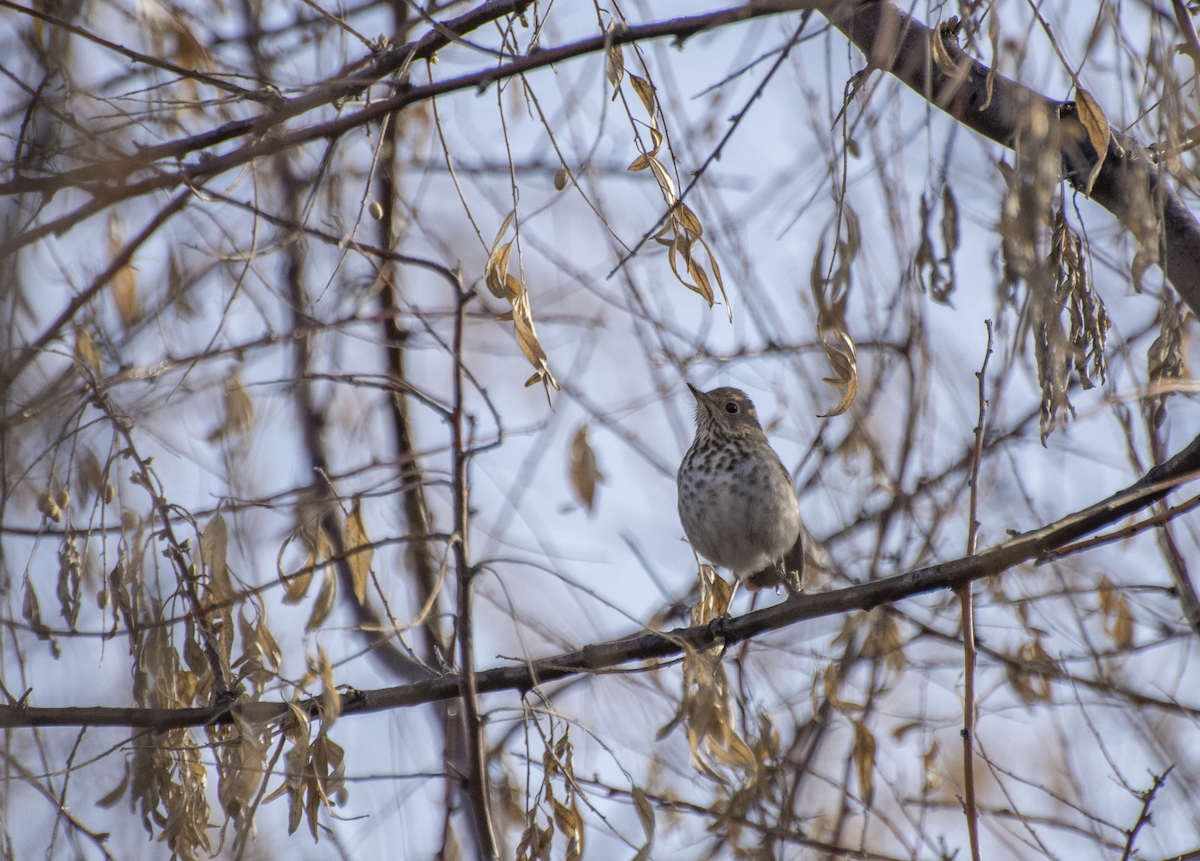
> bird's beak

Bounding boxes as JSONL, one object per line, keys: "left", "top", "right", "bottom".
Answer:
{"left": 686, "top": 383, "right": 703, "bottom": 400}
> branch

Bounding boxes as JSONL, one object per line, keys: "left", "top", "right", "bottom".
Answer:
{"left": 1120, "top": 767, "right": 1173, "bottom": 861}
{"left": 0, "top": 1, "right": 827, "bottom": 206}
{"left": 450, "top": 281, "right": 498, "bottom": 858}
{"left": 3, "top": 433, "right": 1199, "bottom": 731}
{"left": 824, "top": 2, "right": 1200, "bottom": 315}
{"left": 0, "top": 191, "right": 189, "bottom": 402}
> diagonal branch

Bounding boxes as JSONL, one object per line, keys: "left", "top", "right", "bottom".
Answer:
{"left": 824, "top": 1, "right": 1200, "bottom": 314}
{"left": 4, "top": 431, "right": 1199, "bottom": 732}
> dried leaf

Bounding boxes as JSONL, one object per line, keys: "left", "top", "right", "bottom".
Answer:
{"left": 486, "top": 240, "right": 514, "bottom": 299}
{"left": 676, "top": 202, "right": 703, "bottom": 239}
{"left": 78, "top": 449, "right": 104, "bottom": 503}
{"left": 941, "top": 183, "right": 959, "bottom": 256}
{"left": 201, "top": 513, "right": 233, "bottom": 607}
{"left": 632, "top": 787, "right": 654, "bottom": 842}
{"left": 306, "top": 568, "right": 337, "bottom": 632}
{"left": 626, "top": 153, "right": 650, "bottom": 172}
{"left": 209, "top": 375, "right": 254, "bottom": 442}
{"left": 95, "top": 760, "right": 131, "bottom": 808}
{"left": 1075, "top": 88, "right": 1110, "bottom": 195}
{"left": 22, "top": 578, "right": 53, "bottom": 641}
{"left": 1113, "top": 594, "right": 1135, "bottom": 649}
{"left": 983, "top": 10, "right": 999, "bottom": 110}
{"left": 344, "top": 499, "right": 373, "bottom": 605}
{"left": 1007, "top": 637, "right": 1053, "bottom": 703}
{"left": 629, "top": 74, "right": 656, "bottom": 116}
{"left": 553, "top": 167, "right": 569, "bottom": 191}
{"left": 605, "top": 23, "right": 624, "bottom": 90}
{"left": 930, "top": 22, "right": 959, "bottom": 76}
{"left": 568, "top": 426, "right": 602, "bottom": 512}
{"left": 852, "top": 720, "right": 876, "bottom": 808}
{"left": 108, "top": 215, "right": 140, "bottom": 330}
{"left": 74, "top": 326, "right": 101, "bottom": 376}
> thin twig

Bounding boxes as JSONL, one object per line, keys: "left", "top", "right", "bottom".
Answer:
{"left": 1119, "top": 767, "right": 1173, "bottom": 861}
{"left": 958, "top": 319, "right": 991, "bottom": 861}
{"left": 1038, "top": 493, "right": 1200, "bottom": 564}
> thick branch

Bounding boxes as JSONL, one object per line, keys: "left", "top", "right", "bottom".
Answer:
{"left": 825, "top": 1, "right": 1200, "bottom": 313}
{"left": 4, "top": 435, "right": 1199, "bottom": 731}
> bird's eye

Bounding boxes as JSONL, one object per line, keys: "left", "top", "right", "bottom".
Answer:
{"left": 725, "top": 402, "right": 739, "bottom": 414}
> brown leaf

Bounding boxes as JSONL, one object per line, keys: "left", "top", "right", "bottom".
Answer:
{"left": 22, "top": 578, "right": 53, "bottom": 641}
{"left": 306, "top": 568, "right": 337, "bottom": 632}
{"left": 676, "top": 202, "right": 703, "bottom": 239}
{"left": 78, "top": 449, "right": 104, "bottom": 503}
{"left": 930, "top": 24, "right": 959, "bottom": 76}
{"left": 107, "top": 215, "right": 140, "bottom": 330}
{"left": 209, "top": 374, "right": 254, "bottom": 442}
{"left": 626, "top": 153, "right": 650, "bottom": 172}
{"left": 344, "top": 499, "right": 373, "bottom": 605}
{"left": 1113, "top": 594, "right": 1135, "bottom": 649}
{"left": 95, "top": 760, "right": 131, "bottom": 808}
{"left": 568, "top": 426, "right": 602, "bottom": 512}
{"left": 486, "top": 240, "right": 514, "bottom": 299}
{"left": 632, "top": 787, "right": 654, "bottom": 842}
{"left": 630, "top": 74, "right": 656, "bottom": 116}
{"left": 200, "top": 512, "right": 233, "bottom": 607}
{"left": 852, "top": 720, "right": 876, "bottom": 808}
{"left": 553, "top": 167, "right": 569, "bottom": 191}
{"left": 983, "top": 10, "right": 999, "bottom": 110}
{"left": 74, "top": 326, "right": 101, "bottom": 376}
{"left": 1075, "top": 88, "right": 1110, "bottom": 195}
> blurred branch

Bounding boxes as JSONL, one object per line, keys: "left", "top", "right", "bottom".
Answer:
{"left": 0, "top": 0, "right": 834, "bottom": 264}
{"left": 5, "top": 433, "right": 1200, "bottom": 731}
{"left": 450, "top": 282, "right": 498, "bottom": 858}
{"left": 824, "top": 1, "right": 1200, "bottom": 315}
{"left": 0, "top": 1, "right": 824, "bottom": 203}
{"left": 0, "top": 0, "right": 271, "bottom": 102}
{"left": 0, "top": 191, "right": 189, "bottom": 403}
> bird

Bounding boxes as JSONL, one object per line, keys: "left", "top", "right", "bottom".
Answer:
{"left": 677, "top": 384, "right": 803, "bottom": 591}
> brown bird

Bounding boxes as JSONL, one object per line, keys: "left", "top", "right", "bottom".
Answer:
{"left": 677, "top": 385, "right": 803, "bottom": 588}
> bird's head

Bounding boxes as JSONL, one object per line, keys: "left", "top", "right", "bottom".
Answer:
{"left": 687, "top": 384, "right": 766, "bottom": 438}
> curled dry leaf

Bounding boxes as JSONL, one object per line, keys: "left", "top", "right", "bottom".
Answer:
{"left": 629, "top": 74, "right": 656, "bottom": 116}
{"left": 810, "top": 233, "right": 859, "bottom": 417}
{"left": 930, "top": 21, "right": 960, "bottom": 76}
{"left": 983, "top": 9, "right": 999, "bottom": 110}
{"left": 488, "top": 212, "right": 559, "bottom": 398}
{"left": 605, "top": 21, "right": 624, "bottom": 91}
{"left": 1074, "top": 87, "right": 1110, "bottom": 195}
{"left": 305, "top": 567, "right": 337, "bottom": 632}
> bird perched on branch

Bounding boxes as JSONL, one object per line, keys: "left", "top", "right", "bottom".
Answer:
{"left": 677, "top": 384, "right": 803, "bottom": 591}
